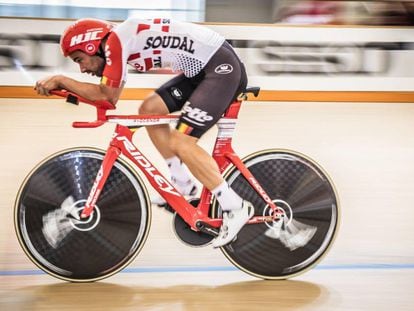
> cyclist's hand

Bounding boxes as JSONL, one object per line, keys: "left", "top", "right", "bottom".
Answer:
{"left": 35, "top": 75, "right": 63, "bottom": 96}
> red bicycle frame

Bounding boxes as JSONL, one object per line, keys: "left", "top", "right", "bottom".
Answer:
{"left": 51, "top": 90, "right": 281, "bottom": 234}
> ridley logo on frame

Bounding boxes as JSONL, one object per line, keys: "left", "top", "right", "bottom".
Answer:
{"left": 116, "top": 136, "right": 180, "bottom": 196}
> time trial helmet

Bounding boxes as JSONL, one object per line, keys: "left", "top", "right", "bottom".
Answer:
{"left": 60, "top": 18, "right": 114, "bottom": 57}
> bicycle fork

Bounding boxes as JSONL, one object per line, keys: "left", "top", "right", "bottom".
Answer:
{"left": 81, "top": 146, "right": 120, "bottom": 218}
{"left": 80, "top": 126, "right": 129, "bottom": 219}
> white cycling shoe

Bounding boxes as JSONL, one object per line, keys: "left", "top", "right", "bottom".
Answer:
{"left": 212, "top": 200, "right": 254, "bottom": 248}
{"left": 151, "top": 178, "right": 198, "bottom": 208}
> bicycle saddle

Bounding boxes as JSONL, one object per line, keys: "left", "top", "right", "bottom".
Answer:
{"left": 244, "top": 86, "right": 261, "bottom": 97}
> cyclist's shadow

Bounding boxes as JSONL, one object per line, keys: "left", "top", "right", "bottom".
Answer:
{"left": 4, "top": 278, "right": 330, "bottom": 310}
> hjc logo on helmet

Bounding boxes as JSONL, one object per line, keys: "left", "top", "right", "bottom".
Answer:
{"left": 70, "top": 30, "right": 104, "bottom": 48}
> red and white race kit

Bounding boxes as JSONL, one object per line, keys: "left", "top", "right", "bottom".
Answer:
{"left": 102, "top": 18, "right": 247, "bottom": 138}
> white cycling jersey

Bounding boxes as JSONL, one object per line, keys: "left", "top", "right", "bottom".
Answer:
{"left": 101, "top": 18, "right": 225, "bottom": 88}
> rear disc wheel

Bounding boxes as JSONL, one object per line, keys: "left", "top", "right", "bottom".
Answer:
{"left": 213, "top": 149, "right": 340, "bottom": 279}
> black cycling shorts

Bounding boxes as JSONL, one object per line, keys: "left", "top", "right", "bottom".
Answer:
{"left": 155, "top": 41, "right": 248, "bottom": 138}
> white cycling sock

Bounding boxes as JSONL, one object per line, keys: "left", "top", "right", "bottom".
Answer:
{"left": 166, "top": 156, "right": 193, "bottom": 186}
{"left": 212, "top": 181, "right": 243, "bottom": 211}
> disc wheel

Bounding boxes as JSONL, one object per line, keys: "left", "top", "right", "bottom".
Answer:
{"left": 14, "top": 148, "right": 151, "bottom": 282}
{"left": 212, "top": 149, "right": 339, "bottom": 279}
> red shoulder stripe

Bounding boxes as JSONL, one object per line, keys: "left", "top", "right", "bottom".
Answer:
{"left": 128, "top": 53, "right": 141, "bottom": 61}
{"left": 137, "top": 23, "right": 150, "bottom": 34}
{"left": 144, "top": 58, "right": 153, "bottom": 70}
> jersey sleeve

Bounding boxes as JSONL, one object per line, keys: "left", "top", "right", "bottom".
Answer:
{"left": 100, "top": 32, "right": 127, "bottom": 88}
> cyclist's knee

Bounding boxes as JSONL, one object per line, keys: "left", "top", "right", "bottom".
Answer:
{"left": 139, "top": 92, "right": 168, "bottom": 115}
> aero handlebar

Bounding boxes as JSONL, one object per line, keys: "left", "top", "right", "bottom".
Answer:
{"left": 50, "top": 89, "right": 116, "bottom": 128}
{"left": 50, "top": 89, "right": 116, "bottom": 110}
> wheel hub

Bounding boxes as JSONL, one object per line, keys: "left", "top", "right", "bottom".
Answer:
{"left": 262, "top": 199, "right": 293, "bottom": 230}
{"left": 68, "top": 199, "right": 101, "bottom": 232}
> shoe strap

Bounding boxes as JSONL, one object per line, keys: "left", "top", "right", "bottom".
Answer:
{"left": 171, "top": 178, "right": 197, "bottom": 196}
{"left": 171, "top": 177, "right": 193, "bottom": 188}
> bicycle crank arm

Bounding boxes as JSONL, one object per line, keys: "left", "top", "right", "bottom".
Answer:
{"left": 195, "top": 221, "right": 220, "bottom": 237}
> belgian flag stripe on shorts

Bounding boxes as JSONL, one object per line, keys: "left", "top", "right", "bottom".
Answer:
{"left": 177, "top": 122, "right": 193, "bottom": 135}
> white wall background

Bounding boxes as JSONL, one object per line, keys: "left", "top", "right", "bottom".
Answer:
{"left": 1, "top": 18, "right": 414, "bottom": 91}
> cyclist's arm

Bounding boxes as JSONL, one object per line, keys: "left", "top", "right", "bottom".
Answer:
{"left": 56, "top": 75, "right": 123, "bottom": 104}
{"left": 35, "top": 75, "right": 124, "bottom": 105}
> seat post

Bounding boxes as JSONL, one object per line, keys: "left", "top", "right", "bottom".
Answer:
{"left": 223, "top": 100, "right": 242, "bottom": 119}
{"left": 223, "top": 87, "right": 260, "bottom": 119}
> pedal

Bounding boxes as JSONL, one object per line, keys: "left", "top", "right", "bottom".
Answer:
{"left": 195, "top": 221, "right": 219, "bottom": 237}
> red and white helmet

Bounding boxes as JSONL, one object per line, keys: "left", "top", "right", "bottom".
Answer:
{"left": 60, "top": 18, "right": 114, "bottom": 57}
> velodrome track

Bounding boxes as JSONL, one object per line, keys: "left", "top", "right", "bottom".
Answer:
{"left": 1, "top": 93, "right": 413, "bottom": 310}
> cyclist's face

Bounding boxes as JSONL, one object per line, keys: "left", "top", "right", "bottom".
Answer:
{"left": 70, "top": 51, "right": 105, "bottom": 77}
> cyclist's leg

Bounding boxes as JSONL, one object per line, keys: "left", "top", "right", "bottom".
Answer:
{"left": 167, "top": 42, "right": 252, "bottom": 246}
{"left": 169, "top": 131, "right": 222, "bottom": 190}
{"left": 139, "top": 75, "right": 199, "bottom": 204}
{"left": 139, "top": 74, "right": 186, "bottom": 159}
{"left": 169, "top": 42, "right": 247, "bottom": 189}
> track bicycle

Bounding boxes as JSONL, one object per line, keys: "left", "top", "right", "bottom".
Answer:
{"left": 14, "top": 87, "right": 340, "bottom": 282}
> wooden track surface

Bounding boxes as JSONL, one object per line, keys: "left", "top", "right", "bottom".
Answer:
{"left": 1, "top": 98, "right": 414, "bottom": 310}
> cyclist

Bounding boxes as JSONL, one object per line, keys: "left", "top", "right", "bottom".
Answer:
{"left": 35, "top": 18, "right": 253, "bottom": 247}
